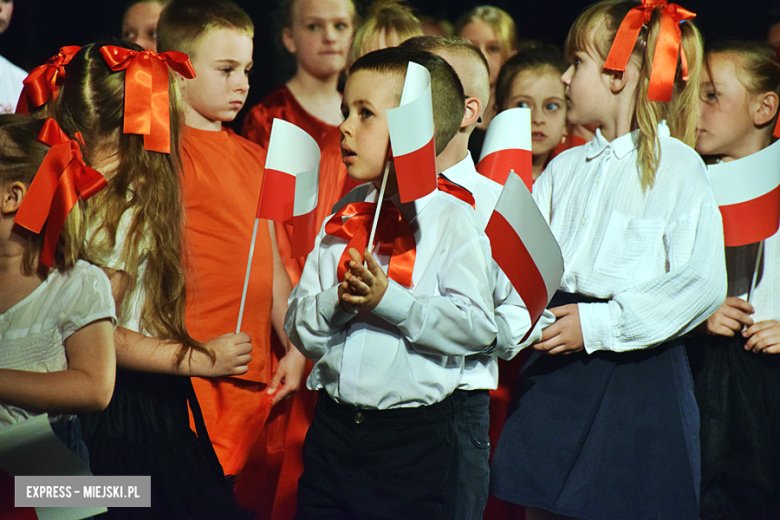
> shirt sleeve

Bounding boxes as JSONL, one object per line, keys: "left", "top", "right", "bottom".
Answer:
{"left": 371, "top": 233, "right": 498, "bottom": 357}
{"left": 579, "top": 196, "right": 728, "bottom": 353}
{"left": 241, "top": 104, "right": 272, "bottom": 147}
{"left": 59, "top": 263, "right": 117, "bottom": 340}
{"left": 284, "top": 229, "right": 357, "bottom": 361}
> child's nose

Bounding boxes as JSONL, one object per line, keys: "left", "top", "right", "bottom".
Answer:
{"left": 323, "top": 24, "right": 338, "bottom": 42}
{"left": 561, "top": 66, "right": 573, "bottom": 86}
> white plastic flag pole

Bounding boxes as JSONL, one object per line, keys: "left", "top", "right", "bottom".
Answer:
{"left": 366, "top": 160, "right": 391, "bottom": 255}
{"left": 236, "top": 218, "right": 260, "bottom": 333}
{"left": 748, "top": 240, "right": 764, "bottom": 304}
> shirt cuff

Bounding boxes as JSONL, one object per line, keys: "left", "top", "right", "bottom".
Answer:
{"left": 318, "top": 285, "right": 357, "bottom": 328}
{"left": 372, "top": 279, "right": 415, "bottom": 326}
{"left": 578, "top": 302, "right": 613, "bottom": 353}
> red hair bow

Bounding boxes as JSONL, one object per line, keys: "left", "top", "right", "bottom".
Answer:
{"left": 99, "top": 45, "right": 196, "bottom": 154}
{"left": 16, "top": 46, "right": 81, "bottom": 115}
{"left": 14, "top": 118, "right": 108, "bottom": 268}
{"left": 603, "top": 0, "right": 695, "bottom": 102}
{"left": 325, "top": 200, "right": 416, "bottom": 288}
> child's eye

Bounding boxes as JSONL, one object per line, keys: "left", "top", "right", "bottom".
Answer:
{"left": 245, "top": 67, "right": 253, "bottom": 76}
{"left": 221, "top": 67, "right": 234, "bottom": 75}
{"left": 307, "top": 23, "right": 320, "bottom": 31}
{"left": 360, "top": 108, "right": 373, "bottom": 119}
{"left": 516, "top": 101, "right": 530, "bottom": 109}
{"left": 488, "top": 45, "right": 501, "bottom": 54}
{"left": 545, "top": 102, "right": 560, "bottom": 111}
{"left": 704, "top": 91, "right": 718, "bottom": 102}
{"left": 335, "top": 22, "right": 349, "bottom": 31}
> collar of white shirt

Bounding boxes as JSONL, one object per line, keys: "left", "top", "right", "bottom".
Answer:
{"left": 586, "top": 121, "right": 671, "bottom": 161}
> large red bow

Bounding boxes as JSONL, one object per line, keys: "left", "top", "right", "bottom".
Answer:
{"left": 14, "top": 119, "right": 107, "bottom": 267}
{"left": 16, "top": 46, "right": 81, "bottom": 115}
{"left": 100, "top": 46, "right": 196, "bottom": 153}
{"left": 325, "top": 201, "right": 416, "bottom": 288}
{"left": 603, "top": 0, "right": 695, "bottom": 102}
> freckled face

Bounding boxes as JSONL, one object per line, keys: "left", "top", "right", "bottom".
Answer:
{"left": 339, "top": 70, "right": 401, "bottom": 185}
{"left": 505, "top": 68, "right": 567, "bottom": 158}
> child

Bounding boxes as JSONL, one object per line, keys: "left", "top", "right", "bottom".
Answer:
{"left": 121, "top": 0, "right": 168, "bottom": 51}
{"left": 688, "top": 40, "right": 780, "bottom": 520}
{"left": 157, "top": 1, "right": 305, "bottom": 516}
{"left": 285, "top": 46, "right": 497, "bottom": 520}
{"left": 348, "top": 0, "right": 423, "bottom": 64}
{"left": 455, "top": 5, "right": 518, "bottom": 144}
{"left": 490, "top": 2, "right": 727, "bottom": 519}
{"left": 494, "top": 44, "right": 575, "bottom": 181}
{"left": 243, "top": 0, "right": 357, "bottom": 284}
{"left": 0, "top": 114, "right": 115, "bottom": 464}
{"left": 48, "top": 42, "right": 251, "bottom": 519}
{"left": 401, "top": 35, "right": 555, "bottom": 520}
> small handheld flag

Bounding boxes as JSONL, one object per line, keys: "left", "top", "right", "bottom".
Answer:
{"left": 386, "top": 61, "right": 437, "bottom": 204}
{"left": 477, "top": 108, "right": 533, "bottom": 189}
{"left": 707, "top": 139, "right": 780, "bottom": 247}
{"left": 485, "top": 171, "right": 563, "bottom": 341}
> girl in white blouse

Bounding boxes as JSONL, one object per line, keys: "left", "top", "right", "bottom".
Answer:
{"left": 490, "top": 2, "right": 727, "bottom": 519}
{"left": 688, "top": 40, "right": 780, "bottom": 520}
{"left": 0, "top": 114, "right": 116, "bottom": 463}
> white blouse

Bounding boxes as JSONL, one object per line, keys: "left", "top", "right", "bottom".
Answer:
{"left": 533, "top": 122, "right": 727, "bottom": 353}
{"left": 0, "top": 261, "right": 115, "bottom": 426}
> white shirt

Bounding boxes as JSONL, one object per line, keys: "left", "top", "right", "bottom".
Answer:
{"left": 442, "top": 153, "right": 554, "bottom": 390}
{"left": 725, "top": 231, "right": 780, "bottom": 324}
{"left": 0, "top": 54, "right": 26, "bottom": 114}
{"left": 533, "top": 122, "right": 727, "bottom": 353}
{"left": 0, "top": 261, "right": 115, "bottom": 426}
{"left": 285, "top": 185, "right": 498, "bottom": 408}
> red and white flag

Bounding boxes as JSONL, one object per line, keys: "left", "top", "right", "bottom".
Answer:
{"left": 477, "top": 108, "right": 533, "bottom": 189}
{"left": 256, "top": 118, "right": 320, "bottom": 257}
{"left": 387, "top": 61, "right": 437, "bottom": 203}
{"left": 708, "top": 139, "right": 780, "bottom": 247}
{"left": 485, "top": 172, "right": 563, "bottom": 341}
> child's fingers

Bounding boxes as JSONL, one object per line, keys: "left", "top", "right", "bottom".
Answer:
{"left": 725, "top": 296, "right": 755, "bottom": 315}
{"left": 743, "top": 319, "right": 774, "bottom": 338}
{"left": 347, "top": 247, "right": 363, "bottom": 265}
{"left": 550, "top": 304, "right": 576, "bottom": 319}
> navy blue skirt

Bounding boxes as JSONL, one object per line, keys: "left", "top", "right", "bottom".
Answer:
{"left": 490, "top": 292, "right": 700, "bottom": 520}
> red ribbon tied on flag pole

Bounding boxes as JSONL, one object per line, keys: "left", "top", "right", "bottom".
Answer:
{"left": 100, "top": 45, "right": 196, "bottom": 154}
{"left": 603, "top": 0, "right": 695, "bottom": 102}
{"left": 16, "top": 46, "right": 81, "bottom": 115}
{"left": 14, "top": 118, "right": 108, "bottom": 267}
{"left": 325, "top": 201, "right": 416, "bottom": 288}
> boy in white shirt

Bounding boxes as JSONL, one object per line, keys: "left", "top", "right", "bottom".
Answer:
{"left": 285, "top": 47, "right": 497, "bottom": 520}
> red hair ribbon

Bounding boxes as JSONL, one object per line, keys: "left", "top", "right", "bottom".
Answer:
{"left": 603, "top": 0, "right": 695, "bottom": 102}
{"left": 325, "top": 200, "right": 416, "bottom": 288}
{"left": 99, "top": 45, "right": 196, "bottom": 154}
{"left": 14, "top": 118, "right": 108, "bottom": 268}
{"left": 16, "top": 46, "right": 81, "bottom": 115}
{"left": 437, "top": 176, "right": 475, "bottom": 209}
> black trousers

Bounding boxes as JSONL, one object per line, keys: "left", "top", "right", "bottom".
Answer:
{"left": 296, "top": 391, "right": 458, "bottom": 520}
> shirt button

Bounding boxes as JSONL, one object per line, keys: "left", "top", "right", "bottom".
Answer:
{"left": 354, "top": 412, "right": 364, "bottom": 424}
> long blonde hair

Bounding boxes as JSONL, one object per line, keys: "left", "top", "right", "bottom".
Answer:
{"left": 566, "top": 0, "right": 703, "bottom": 190}
{"left": 51, "top": 42, "right": 209, "bottom": 364}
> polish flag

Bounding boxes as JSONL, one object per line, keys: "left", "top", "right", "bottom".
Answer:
{"left": 0, "top": 415, "right": 105, "bottom": 519}
{"left": 255, "top": 118, "right": 320, "bottom": 257}
{"left": 485, "top": 172, "right": 563, "bottom": 341}
{"left": 477, "top": 108, "right": 533, "bottom": 189}
{"left": 387, "top": 61, "right": 437, "bottom": 203}
{"left": 708, "top": 139, "right": 780, "bottom": 247}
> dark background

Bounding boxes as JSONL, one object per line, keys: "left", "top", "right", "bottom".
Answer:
{"left": 1, "top": 0, "right": 775, "bottom": 130}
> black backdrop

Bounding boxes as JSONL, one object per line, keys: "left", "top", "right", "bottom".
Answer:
{"left": 1, "top": 0, "right": 773, "bottom": 130}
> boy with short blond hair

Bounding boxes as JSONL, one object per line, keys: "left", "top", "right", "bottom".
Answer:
{"left": 157, "top": 0, "right": 306, "bottom": 514}
{"left": 285, "top": 46, "right": 497, "bottom": 520}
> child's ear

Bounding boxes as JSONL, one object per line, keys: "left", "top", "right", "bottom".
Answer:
{"left": 281, "top": 27, "right": 297, "bottom": 55}
{"left": 462, "top": 96, "right": 482, "bottom": 130}
{"left": 752, "top": 91, "right": 779, "bottom": 127}
{"left": 607, "top": 69, "right": 628, "bottom": 94}
{"left": 1, "top": 182, "right": 27, "bottom": 215}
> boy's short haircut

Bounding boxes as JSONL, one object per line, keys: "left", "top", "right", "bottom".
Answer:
{"left": 157, "top": 0, "right": 253, "bottom": 57}
{"left": 401, "top": 35, "right": 490, "bottom": 111}
{"left": 350, "top": 47, "right": 465, "bottom": 155}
